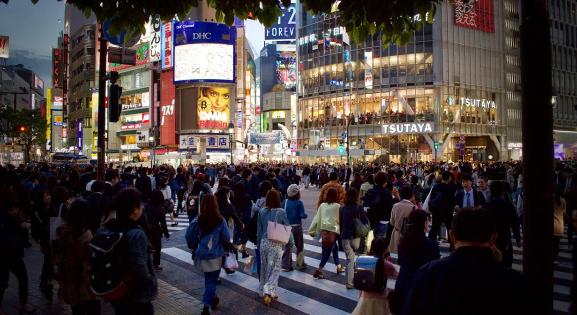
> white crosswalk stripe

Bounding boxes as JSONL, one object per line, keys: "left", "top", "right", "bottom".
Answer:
{"left": 161, "top": 229, "right": 574, "bottom": 314}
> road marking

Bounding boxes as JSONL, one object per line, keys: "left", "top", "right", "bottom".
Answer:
{"left": 162, "top": 247, "right": 351, "bottom": 315}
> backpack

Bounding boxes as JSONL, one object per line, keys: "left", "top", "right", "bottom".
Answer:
{"left": 399, "top": 206, "right": 417, "bottom": 236}
{"left": 89, "top": 227, "right": 134, "bottom": 301}
{"left": 353, "top": 255, "right": 386, "bottom": 293}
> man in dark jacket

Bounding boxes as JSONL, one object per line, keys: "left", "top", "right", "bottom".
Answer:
{"left": 454, "top": 173, "right": 486, "bottom": 209}
{"left": 484, "top": 181, "right": 521, "bottom": 268}
{"left": 428, "top": 171, "right": 456, "bottom": 243}
{"left": 402, "top": 208, "right": 528, "bottom": 315}
{"left": 135, "top": 168, "right": 153, "bottom": 202}
{"left": 362, "top": 171, "right": 394, "bottom": 237}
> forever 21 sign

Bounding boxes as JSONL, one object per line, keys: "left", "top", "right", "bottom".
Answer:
{"left": 265, "top": 4, "right": 296, "bottom": 41}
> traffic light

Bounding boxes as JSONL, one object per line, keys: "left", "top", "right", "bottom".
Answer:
{"left": 338, "top": 145, "right": 345, "bottom": 155}
{"left": 14, "top": 125, "right": 27, "bottom": 133}
{"left": 108, "top": 83, "right": 122, "bottom": 123}
{"left": 434, "top": 142, "right": 439, "bottom": 151}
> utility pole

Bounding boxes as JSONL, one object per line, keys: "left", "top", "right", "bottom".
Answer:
{"left": 97, "top": 26, "right": 107, "bottom": 181}
{"left": 520, "top": 0, "right": 554, "bottom": 314}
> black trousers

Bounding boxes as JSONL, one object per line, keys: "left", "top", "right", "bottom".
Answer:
{"left": 0, "top": 256, "right": 29, "bottom": 306}
{"left": 71, "top": 299, "right": 101, "bottom": 315}
{"left": 429, "top": 210, "right": 453, "bottom": 243}
{"left": 151, "top": 232, "right": 162, "bottom": 267}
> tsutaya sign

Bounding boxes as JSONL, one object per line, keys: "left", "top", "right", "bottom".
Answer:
{"left": 448, "top": 96, "right": 496, "bottom": 109}
{"left": 382, "top": 122, "right": 434, "bottom": 135}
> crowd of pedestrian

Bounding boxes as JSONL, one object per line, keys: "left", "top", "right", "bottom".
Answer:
{"left": 0, "top": 159, "right": 576, "bottom": 314}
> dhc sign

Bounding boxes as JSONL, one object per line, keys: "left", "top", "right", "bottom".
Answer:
{"left": 382, "top": 122, "right": 434, "bottom": 135}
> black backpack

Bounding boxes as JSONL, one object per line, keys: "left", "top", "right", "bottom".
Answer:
{"left": 89, "top": 227, "right": 134, "bottom": 301}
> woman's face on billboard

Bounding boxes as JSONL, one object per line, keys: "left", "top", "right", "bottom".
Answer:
{"left": 206, "top": 87, "right": 230, "bottom": 112}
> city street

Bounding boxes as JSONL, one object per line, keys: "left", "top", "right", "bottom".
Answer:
{"left": 4, "top": 186, "right": 573, "bottom": 315}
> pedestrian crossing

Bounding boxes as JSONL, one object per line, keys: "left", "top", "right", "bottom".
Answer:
{"left": 165, "top": 212, "right": 190, "bottom": 232}
{"left": 161, "top": 220, "right": 575, "bottom": 315}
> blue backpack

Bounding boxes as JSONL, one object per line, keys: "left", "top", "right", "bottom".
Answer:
{"left": 185, "top": 217, "right": 229, "bottom": 260}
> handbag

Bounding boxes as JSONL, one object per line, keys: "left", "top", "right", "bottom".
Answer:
{"left": 243, "top": 256, "right": 254, "bottom": 274}
{"left": 267, "top": 210, "right": 292, "bottom": 245}
{"left": 320, "top": 230, "right": 337, "bottom": 249}
{"left": 354, "top": 206, "right": 371, "bottom": 238}
{"left": 49, "top": 204, "right": 65, "bottom": 241}
{"left": 224, "top": 252, "right": 239, "bottom": 271}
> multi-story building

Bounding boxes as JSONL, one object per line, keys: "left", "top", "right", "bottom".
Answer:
{"left": 64, "top": 4, "right": 96, "bottom": 157}
{"left": 550, "top": 0, "right": 577, "bottom": 159}
{"left": 297, "top": 1, "right": 517, "bottom": 163}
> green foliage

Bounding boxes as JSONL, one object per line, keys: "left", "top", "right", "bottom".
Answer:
{"left": 25, "top": 0, "right": 445, "bottom": 46}
{"left": 0, "top": 107, "right": 47, "bottom": 162}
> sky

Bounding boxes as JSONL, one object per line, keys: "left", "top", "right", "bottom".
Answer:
{"left": 0, "top": 0, "right": 65, "bottom": 87}
{"left": 0, "top": 1, "right": 266, "bottom": 88}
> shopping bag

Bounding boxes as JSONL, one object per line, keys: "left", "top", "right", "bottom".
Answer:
{"left": 224, "top": 252, "right": 239, "bottom": 271}
{"left": 243, "top": 256, "right": 254, "bottom": 274}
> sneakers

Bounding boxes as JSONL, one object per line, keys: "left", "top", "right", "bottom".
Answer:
{"left": 313, "top": 269, "right": 324, "bottom": 279}
{"left": 171, "top": 222, "right": 179, "bottom": 227}
{"left": 336, "top": 264, "right": 346, "bottom": 275}
{"left": 296, "top": 264, "right": 307, "bottom": 271}
{"left": 346, "top": 284, "right": 355, "bottom": 290}
{"left": 263, "top": 294, "right": 273, "bottom": 306}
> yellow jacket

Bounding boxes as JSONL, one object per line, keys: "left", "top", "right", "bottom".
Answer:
{"left": 309, "top": 202, "right": 340, "bottom": 237}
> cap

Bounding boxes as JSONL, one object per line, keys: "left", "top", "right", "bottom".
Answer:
{"left": 287, "top": 184, "right": 300, "bottom": 198}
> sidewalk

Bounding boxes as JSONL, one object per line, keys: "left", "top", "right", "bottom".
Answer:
{"left": 2, "top": 245, "right": 203, "bottom": 315}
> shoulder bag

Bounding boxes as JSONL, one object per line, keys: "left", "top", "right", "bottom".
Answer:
{"left": 267, "top": 209, "right": 292, "bottom": 245}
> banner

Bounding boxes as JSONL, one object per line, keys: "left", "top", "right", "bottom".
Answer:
{"left": 195, "top": 86, "right": 231, "bottom": 130}
{"left": 249, "top": 131, "right": 281, "bottom": 145}
{"left": 454, "top": 0, "right": 495, "bottom": 33}
{"left": 160, "top": 21, "right": 173, "bottom": 69}
{"left": 149, "top": 15, "right": 161, "bottom": 62}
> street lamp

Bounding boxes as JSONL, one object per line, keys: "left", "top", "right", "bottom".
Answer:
{"left": 149, "top": 136, "right": 155, "bottom": 168}
{"left": 228, "top": 122, "right": 234, "bottom": 165}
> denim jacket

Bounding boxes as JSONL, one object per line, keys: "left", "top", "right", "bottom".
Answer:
{"left": 284, "top": 199, "right": 308, "bottom": 225}
{"left": 257, "top": 207, "right": 294, "bottom": 247}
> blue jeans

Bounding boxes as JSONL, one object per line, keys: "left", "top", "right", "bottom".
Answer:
{"left": 203, "top": 270, "right": 220, "bottom": 306}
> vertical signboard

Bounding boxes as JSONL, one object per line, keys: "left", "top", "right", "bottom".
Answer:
{"left": 160, "top": 21, "right": 173, "bottom": 69}
{"left": 52, "top": 48, "right": 62, "bottom": 88}
{"left": 454, "top": 0, "right": 495, "bottom": 33}
{"left": 265, "top": 4, "right": 297, "bottom": 41}
{"left": 160, "top": 70, "right": 176, "bottom": 145}
{"left": 149, "top": 15, "right": 161, "bottom": 62}
{"left": 364, "top": 51, "right": 373, "bottom": 90}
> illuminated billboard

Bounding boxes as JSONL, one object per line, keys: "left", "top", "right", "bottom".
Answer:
{"left": 454, "top": 0, "right": 495, "bottom": 33}
{"left": 173, "top": 21, "right": 236, "bottom": 84}
{"left": 194, "top": 86, "right": 230, "bottom": 130}
{"left": 275, "top": 50, "right": 296, "bottom": 91}
{"left": 265, "top": 4, "right": 296, "bottom": 41}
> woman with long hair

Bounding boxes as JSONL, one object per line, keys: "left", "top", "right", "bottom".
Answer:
{"left": 257, "top": 190, "right": 293, "bottom": 305}
{"left": 309, "top": 188, "right": 341, "bottom": 279}
{"left": 144, "top": 190, "right": 169, "bottom": 271}
{"left": 553, "top": 187, "right": 566, "bottom": 262}
{"left": 53, "top": 198, "right": 101, "bottom": 315}
{"left": 233, "top": 182, "right": 252, "bottom": 257}
{"left": 339, "top": 188, "right": 368, "bottom": 288}
{"left": 388, "top": 210, "right": 439, "bottom": 314}
{"left": 190, "top": 194, "right": 230, "bottom": 315}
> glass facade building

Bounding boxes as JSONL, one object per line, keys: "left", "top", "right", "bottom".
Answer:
{"left": 297, "top": 2, "right": 516, "bottom": 162}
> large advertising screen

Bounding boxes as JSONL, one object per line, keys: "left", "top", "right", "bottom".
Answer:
{"left": 173, "top": 21, "right": 236, "bottom": 84}
{"left": 275, "top": 50, "right": 296, "bottom": 91}
{"left": 194, "top": 86, "right": 231, "bottom": 130}
{"left": 454, "top": 0, "right": 495, "bottom": 33}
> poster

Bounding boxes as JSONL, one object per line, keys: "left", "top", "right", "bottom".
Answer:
{"left": 275, "top": 50, "right": 297, "bottom": 91}
{"left": 454, "top": 0, "right": 495, "bottom": 33}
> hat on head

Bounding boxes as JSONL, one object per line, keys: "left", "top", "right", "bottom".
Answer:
{"left": 287, "top": 184, "right": 300, "bottom": 198}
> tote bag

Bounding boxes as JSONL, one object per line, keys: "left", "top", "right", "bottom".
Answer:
{"left": 49, "top": 204, "right": 65, "bottom": 241}
{"left": 267, "top": 210, "right": 292, "bottom": 245}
